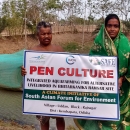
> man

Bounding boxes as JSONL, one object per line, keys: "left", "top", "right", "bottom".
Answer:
{"left": 21, "top": 21, "right": 65, "bottom": 130}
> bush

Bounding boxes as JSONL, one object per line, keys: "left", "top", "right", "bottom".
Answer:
{"left": 62, "top": 42, "right": 81, "bottom": 52}
{"left": 62, "top": 41, "right": 93, "bottom": 54}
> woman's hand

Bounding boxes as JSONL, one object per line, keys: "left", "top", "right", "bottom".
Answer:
{"left": 118, "top": 77, "right": 124, "bottom": 89}
{"left": 21, "top": 66, "right": 27, "bottom": 76}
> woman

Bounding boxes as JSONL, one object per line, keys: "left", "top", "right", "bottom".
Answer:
{"left": 74, "top": 14, "right": 130, "bottom": 130}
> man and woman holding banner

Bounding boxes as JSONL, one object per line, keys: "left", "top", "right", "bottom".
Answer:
{"left": 22, "top": 14, "right": 130, "bottom": 130}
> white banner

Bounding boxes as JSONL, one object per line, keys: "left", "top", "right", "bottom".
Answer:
{"left": 23, "top": 50, "right": 119, "bottom": 121}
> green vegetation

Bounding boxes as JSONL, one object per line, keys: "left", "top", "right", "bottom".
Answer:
{"left": 0, "top": 0, "right": 129, "bottom": 37}
{"left": 62, "top": 42, "right": 80, "bottom": 52}
{"left": 62, "top": 41, "right": 93, "bottom": 54}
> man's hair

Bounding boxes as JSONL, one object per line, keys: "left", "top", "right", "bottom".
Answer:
{"left": 105, "top": 14, "right": 120, "bottom": 27}
{"left": 36, "top": 21, "right": 52, "bottom": 33}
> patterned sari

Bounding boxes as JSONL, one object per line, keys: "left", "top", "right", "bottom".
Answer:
{"left": 74, "top": 25, "right": 130, "bottom": 130}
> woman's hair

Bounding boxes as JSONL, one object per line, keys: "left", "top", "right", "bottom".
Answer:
{"left": 105, "top": 14, "right": 120, "bottom": 27}
{"left": 36, "top": 21, "right": 52, "bottom": 33}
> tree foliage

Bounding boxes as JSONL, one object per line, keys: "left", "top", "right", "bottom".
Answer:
{"left": 0, "top": 0, "right": 129, "bottom": 36}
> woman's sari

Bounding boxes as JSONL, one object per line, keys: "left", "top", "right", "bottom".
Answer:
{"left": 74, "top": 25, "right": 130, "bottom": 130}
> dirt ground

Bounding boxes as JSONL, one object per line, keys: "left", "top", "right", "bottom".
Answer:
{"left": 0, "top": 120, "right": 77, "bottom": 130}
{"left": 0, "top": 119, "right": 35, "bottom": 130}
{"left": 0, "top": 33, "right": 94, "bottom": 54}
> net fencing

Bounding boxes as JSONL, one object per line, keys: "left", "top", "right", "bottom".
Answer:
{"left": 0, "top": 50, "right": 40, "bottom": 128}
{"left": 0, "top": 50, "right": 23, "bottom": 89}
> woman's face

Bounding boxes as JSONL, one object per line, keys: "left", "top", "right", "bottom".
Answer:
{"left": 106, "top": 18, "right": 120, "bottom": 39}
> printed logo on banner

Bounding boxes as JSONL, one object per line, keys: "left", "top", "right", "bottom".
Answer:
{"left": 29, "top": 54, "right": 46, "bottom": 63}
{"left": 31, "top": 54, "right": 46, "bottom": 60}
{"left": 89, "top": 57, "right": 100, "bottom": 65}
{"left": 89, "top": 57, "right": 116, "bottom": 66}
{"left": 66, "top": 55, "right": 76, "bottom": 65}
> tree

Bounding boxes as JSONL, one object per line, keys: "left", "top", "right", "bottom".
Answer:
{"left": 0, "top": 17, "right": 7, "bottom": 34}
{"left": 87, "top": 0, "right": 114, "bottom": 19}
{"left": 114, "top": 0, "right": 130, "bottom": 21}
{"left": 46, "top": 0, "right": 63, "bottom": 33}
{"left": 1, "top": 0, "right": 28, "bottom": 36}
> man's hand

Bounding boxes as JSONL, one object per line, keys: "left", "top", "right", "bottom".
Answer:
{"left": 118, "top": 77, "right": 124, "bottom": 89}
{"left": 21, "top": 66, "right": 27, "bottom": 76}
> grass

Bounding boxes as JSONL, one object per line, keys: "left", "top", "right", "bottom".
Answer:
{"left": 0, "top": 119, "right": 78, "bottom": 130}
{"left": 62, "top": 41, "right": 93, "bottom": 54}
{"left": 0, "top": 119, "right": 35, "bottom": 130}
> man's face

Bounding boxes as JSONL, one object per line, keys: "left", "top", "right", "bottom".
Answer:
{"left": 106, "top": 18, "right": 120, "bottom": 39}
{"left": 38, "top": 27, "right": 52, "bottom": 46}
